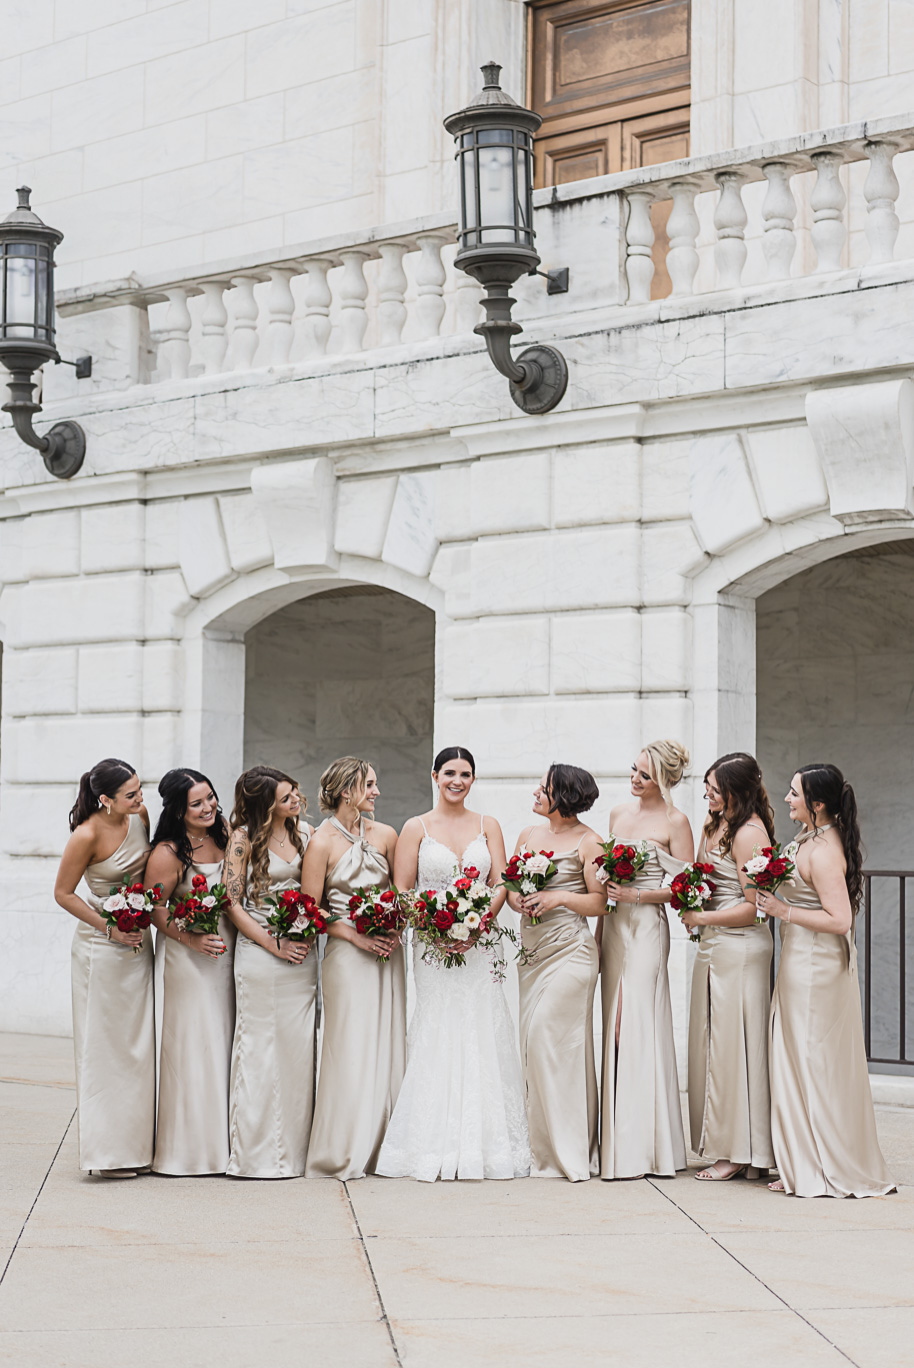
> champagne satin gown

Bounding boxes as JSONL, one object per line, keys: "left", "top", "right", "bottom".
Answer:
{"left": 687, "top": 832, "right": 775, "bottom": 1170}
{"left": 71, "top": 813, "right": 155, "bottom": 1172}
{"left": 306, "top": 817, "right": 407, "bottom": 1180}
{"left": 770, "top": 836, "right": 893, "bottom": 1197}
{"left": 517, "top": 845, "right": 599, "bottom": 1181}
{"left": 227, "top": 837, "right": 317, "bottom": 1178}
{"left": 153, "top": 859, "right": 236, "bottom": 1176}
{"left": 600, "top": 843, "right": 686, "bottom": 1178}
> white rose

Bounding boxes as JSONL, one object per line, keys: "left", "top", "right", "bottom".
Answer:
{"left": 127, "top": 892, "right": 146, "bottom": 910}
{"left": 744, "top": 856, "right": 769, "bottom": 875}
{"left": 520, "top": 877, "right": 536, "bottom": 894}
{"left": 464, "top": 912, "right": 481, "bottom": 929}
{"left": 201, "top": 895, "right": 216, "bottom": 908}
{"left": 450, "top": 923, "right": 471, "bottom": 941}
{"left": 525, "top": 854, "right": 551, "bottom": 877}
{"left": 291, "top": 914, "right": 311, "bottom": 934}
{"left": 595, "top": 867, "right": 609, "bottom": 885}
{"left": 102, "top": 893, "right": 127, "bottom": 912}
{"left": 698, "top": 884, "right": 712, "bottom": 900}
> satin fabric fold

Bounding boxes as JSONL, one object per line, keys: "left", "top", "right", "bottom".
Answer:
{"left": 687, "top": 839, "right": 774, "bottom": 1169}
{"left": 770, "top": 846, "right": 893, "bottom": 1197}
{"left": 600, "top": 843, "right": 686, "bottom": 1178}
{"left": 517, "top": 849, "right": 599, "bottom": 1181}
{"left": 306, "top": 819, "right": 406, "bottom": 1180}
{"left": 71, "top": 813, "right": 155, "bottom": 1172}
{"left": 153, "top": 860, "right": 236, "bottom": 1176}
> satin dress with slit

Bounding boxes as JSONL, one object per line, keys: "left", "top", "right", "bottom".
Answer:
{"left": 517, "top": 844, "right": 599, "bottom": 1181}
{"left": 227, "top": 837, "right": 316, "bottom": 1178}
{"left": 600, "top": 842, "right": 686, "bottom": 1178}
{"left": 306, "top": 818, "right": 407, "bottom": 1179}
{"left": 769, "top": 835, "right": 893, "bottom": 1197}
{"left": 153, "top": 858, "right": 236, "bottom": 1176}
{"left": 71, "top": 812, "right": 155, "bottom": 1172}
{"left": 687, "top": 830, "right": 775, "bottom": 1170}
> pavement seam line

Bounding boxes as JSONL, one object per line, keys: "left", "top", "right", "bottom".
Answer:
{"left": 342, "top": 1181, "right": 403, "bottom": 1366}
{"left": 0, "top": 1106, "right": 76, "bottom": 1288}
{"left": 645, "top": 1177, "right": 862, "bottom": 1368}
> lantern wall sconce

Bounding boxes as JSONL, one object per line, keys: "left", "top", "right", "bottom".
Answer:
{"left": 0, "top": 188, "right": 90, "bottom": 479}
{"left": 444, "top": 63, "right": 569, "bottom": 415}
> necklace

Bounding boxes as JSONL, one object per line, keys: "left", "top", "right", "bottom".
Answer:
{"left": 271, "top": 830, "right": 287, "bottom": 849}
{"left": 189, "top": 834, "right": 205, "bottom": 848}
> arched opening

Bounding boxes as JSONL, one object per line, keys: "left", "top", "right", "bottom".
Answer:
{"left": 756, "top": 538, "right": 914, "bottom": 1069}
{"left": 242, "top": 585, "right": 436, "bottom": 830}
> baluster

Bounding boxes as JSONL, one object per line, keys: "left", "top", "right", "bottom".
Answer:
{"left": 713, "top": 171, "right": 747, "bottom": 289}
{"left": 761, "top": 160, "right": 797, "bottom": 280}
{"left": 159, "top": 286, "right": 192, "bottom": 380}
{"left": 666, "top": 179, "right": 700, "bottom": 297}
{"left": 624, "top": 190, "right": 655, "bottom": 303}
{"left": 414, "top": 233, "right": 447, "bottom": 339}
{"left": 864, "top": 139, "right": 900, "bottom": 264}
{"left": 338, "top": 249, "right": 370, "bottom": 353}
{"left": 266, "top": 267, "right": 295, "bottom": 365}
{"left": 229, "top": 275, "right": 260, "bottom": 370}
{"left": 199, "top": 282, "right": 228, "bottom": 375}
{"left": 455, "top": 272, "right": 483, "bottom": 332}
{"left": 810, "top": 150, "right": 846, "bottom": 272}
{"left": 297, "top": 257, "right": 333, "bottom": 358}
{"left": 377, "top": 243, "right": 408, "bottom": 347}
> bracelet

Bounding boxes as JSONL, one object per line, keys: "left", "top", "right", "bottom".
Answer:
{"left": 636, "top": 888, "right": 641, "bottom": 905}
{"left": 105, "top": 924, "right": 113, "bottom": 941}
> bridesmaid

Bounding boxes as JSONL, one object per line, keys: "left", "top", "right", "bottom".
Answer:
{"left": 758, "top": 764, "right": 893, "bottom": 1198}
{"left": 147, "top": 769, "right": 234, "bottom": 1176}
{"left": 223, "top": 766, "right": 315, "bottom": 1179}
{"left": 681, "top": 753, "right": 776, "bottom": 1181}
{"left": 304, "top": 757, "right": 405, "bottom": 1180}
{"left": 598, "top": 740, "right": 691, "bottom": 1180}
{"left": 54, "top": 758, "right": 154, "bottom": 1177}
{"left": 509, "top": 764, "right": 606, "bottom": 1182}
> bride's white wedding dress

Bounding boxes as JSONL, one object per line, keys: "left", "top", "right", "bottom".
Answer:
{"left": 376, "top": 818, "right": 530, "bottom": 1181}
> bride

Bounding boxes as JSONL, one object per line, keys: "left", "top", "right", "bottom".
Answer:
{"left": 376, "top": 746, "right": 530, "bottom": 1182}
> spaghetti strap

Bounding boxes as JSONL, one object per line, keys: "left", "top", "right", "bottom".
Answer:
{"left": 418, "top": 816, "right": 429, "bottom": 837}
{"left": 479, "top": 814, "right": 485, "bottom": 836}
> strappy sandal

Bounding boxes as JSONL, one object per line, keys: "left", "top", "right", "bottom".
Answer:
{"left": 695, "top": 1163, "right": 761, "bottom": 1181}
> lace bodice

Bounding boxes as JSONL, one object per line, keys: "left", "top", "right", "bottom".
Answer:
{"left": 416, "top": 823, "right": 491, "bottom": 894}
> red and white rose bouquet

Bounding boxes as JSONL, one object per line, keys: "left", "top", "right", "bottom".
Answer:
{"left": 669, "top": 862, "right": 717, "bottom": 942}
{"left": 347, "top": 885, "right": 406, "bottom": 961}
{"left": 742, "top": 840, "right": 799, "bottom": 923}
{"left": 101, "top": 881, "right": 162, "bottom": 953}
{"left": 404, "top": 866, "right": 517, "bottom": 978}
{"left": 264, "top": 888, "right": 337, "bottom": 943}
{"left": 594, "top": 836, "right": 651, "bottom": 909}
{"left": 501, "top": 849, "right": 558, "bottom": 925}
{"left": 168, "top": 872, "right": 230, "bottom": 944}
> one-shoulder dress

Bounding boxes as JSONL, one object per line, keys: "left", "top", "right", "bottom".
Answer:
{"left": 306, "top": 818, "right": 407, "bottom": 1179}
{"left": 687, "top": 832, "right": 774, "bottom": 1170}
{"left": 769, "top": 834, "right": 893, "bottom": 1197}
{"left": 600, "top": 842, "right": 686, "bottom": 1178}
{"left": 153, "top": 857, "right": 236, "bottom": 1176}
{"left": 71, "top": 812, "right": 155, "bottom": 1171}
{"left": 517, "top": 843, "right": 599, "bottom": 1181}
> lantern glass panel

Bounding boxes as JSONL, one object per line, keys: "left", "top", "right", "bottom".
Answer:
{"left": 4, "top": 244, "right": 38, "bottom": 338}
{"left": 477, "top": 129, "right": 516, "bottom": 245}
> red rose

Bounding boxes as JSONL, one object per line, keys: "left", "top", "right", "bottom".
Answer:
{"left": 355, "top": 915, "right": 370, "bottom": 934}
{"left": 594, "top": 855, "right": 605, "bottom": 868}
{"left": 433, "top": 907, "right": 455, "bottom": 931}
{"left": 446, "top": 900, "right": 459, "bottom": 914}
{"left": 754, "top": 869, "right": 774, "bottom": 888}
{"left": 379, "top": 890, "right": 396, "bottom": 904}
{"left": 348, "top": 895, "right": 362, "bottom": 911}
{"left": 699, "top": 862, "right": 714, "bottom": 875}
{"left": 463, "top": 866, "right": 480, "bottom": 881}
{"left": 614, "top": 860, "right": 635, "bottom": 881}
{"left": 116, "top": 911, "right": 135, "bottom": 932}
{"left": 136, "top": 911, "right": 151, "bottom": 929}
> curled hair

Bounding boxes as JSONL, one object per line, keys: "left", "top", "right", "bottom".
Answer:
{"left": 797, "top": 763, "right": 864, "bottom": 911}
{"left": 69, "top": 758, "right": 137, "bottom": 831}
{"left": 546, "top": 763, "right": 599, "bottom": 818}
{"left": 703, "top": 752, "right": 775, "bottom": 857}
{"left": 230, "top": 765, "right": 305, "bottom": 907}
{"left": 433, "top": 746, "right": 476, "bottom": 775}
{"left": 319, "top": 756, "right": 371, "bottom": 814}
{"left": 641, "top": 739, "right": 689, "bottom": 812}
{"left": 151, "top": 769, "right": 230, "bottom": 872}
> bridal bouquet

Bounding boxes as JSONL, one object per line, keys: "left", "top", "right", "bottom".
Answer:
{"left": 404, "top": 867, "right": 517, "bottom": 979}
{"left": 669, "top": 862, "right": 717, "bottom": 942}
{"left": 347, "top": 885, "right": 406, "bottom": 961}
{"left": 501, "top": 849, "right": 558, "bottom": 925}
{"left": 265, "top": 889, "right": 336, "bottom": 943}
{"left": 742, "top": 840, "right": 799, "bottom": 923}
{"left": 594, "top": 836, "right": 650, "bottom": 909}
{"left": 100, "top": 881, "right": 162, "bottom": 953}
{"left": 168, "top": 873, "right": 230, "bottom": 942}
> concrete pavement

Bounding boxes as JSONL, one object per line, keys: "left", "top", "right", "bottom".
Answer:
{"left": 1, "top": 1031, "right": 912, "bottom": 1368}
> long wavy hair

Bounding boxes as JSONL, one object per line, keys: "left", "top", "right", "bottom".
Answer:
{"left": 703, "top": 752, "right": 775, "bottom": 857}
{"left": 230, "top": 765, "right": 305, "bottom": 907}
{"left": 69, "top": 758, "right": 137, "bottom": 831}
{"left": 151, "top": 768, "right": 230, "bottom": 872}
{"left": 797, "top": 763, "right": 865, "bottom": 911}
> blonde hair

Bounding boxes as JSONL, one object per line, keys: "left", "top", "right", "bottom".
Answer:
{"left": 319, "top": 756, "right": 371, "bottom": 814}
{"left": 642, "top": 739, "right": 689, "bottom": 811}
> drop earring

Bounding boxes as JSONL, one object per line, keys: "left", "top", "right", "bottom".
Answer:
{"left": 103, "top": 802, "right": 111, "bottom": 815}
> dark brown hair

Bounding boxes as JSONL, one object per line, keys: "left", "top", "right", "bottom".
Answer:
{"left": 797, "top": 763, "right": 864, "bottom": 911}
{"left": 703, "top": 752, "right": 775, "bottom": 857}
{"left": 230, "top": 765, "right": 305, "bottom": 906}
{"left": 152, "top": 769, "right": 230, "bottom": 872}
{"left": 69, "top": 758, "right": 137, "bottom": 831}
{"left": 546, "top": 763, "right": 599, "bottom": 818}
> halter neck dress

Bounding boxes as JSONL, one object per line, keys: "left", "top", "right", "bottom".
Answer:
{"left": 769, "top": 831, "right": 893, "bottom": 1197}
{"left": 376, "top": 818, "right": 529, "bottom": 1181}
{"left": 71, "top": 812, "right": 155, "bottom": 1171}
{"left": 600, "top": 841, "right": 686, "bottom": 1178}
{"left": 227, "top": 832, "right": 315, "bottom": 1179}
{"left": 306, "top": 817, "right": 407, "bottom": 1179}
{"left": 517, "top": 836, "right": 600, "bottom": 1181}
{"left": 153, "top": 856, "right": 236, "bottom": 1176}
{"left": 687, "top": 827, "right": 775, "bottom": 1171}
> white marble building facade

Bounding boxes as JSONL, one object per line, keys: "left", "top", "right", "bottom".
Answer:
{"left": 1, "top": 1, "right": 913, "bottom": 1063}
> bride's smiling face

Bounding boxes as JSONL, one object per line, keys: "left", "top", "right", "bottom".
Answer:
{"left": 434, "top": 759, "right": 474, "bottom": 804}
